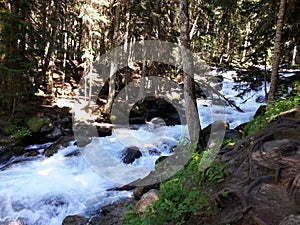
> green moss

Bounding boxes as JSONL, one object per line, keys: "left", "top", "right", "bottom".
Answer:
{"left": 26, "top": 116, "right": 51, "bottom": 132}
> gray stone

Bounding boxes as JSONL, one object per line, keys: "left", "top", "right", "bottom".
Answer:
{"left": 45, "top": 127, "right": 62, "bottom": 140}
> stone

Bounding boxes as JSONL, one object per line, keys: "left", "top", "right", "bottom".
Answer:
{"left": 121, "top": 146, "right": 142, "bottom": 164}
{"left": 40, "top": 123, "right": 54, "bottom": 133}
{"left": 166, "top": 113, "right": 181, "bottom": 125}
{"left": 254, "top": 104, "right": 266, "bottom": 118}
{"left": 24, "top": 150, "right": 39, "bottom": 157}
{"left": 224, "top": 129, "right": 242, "bottom": 140}
{"left": 96, "top": 126, "right": 112, "bottom": 137}
{"left": 45, "top": 127, "right": 62, "bottom": 140}
{"left": 27, "top": 116, "right": 51, "bottom": 132}
{"left": 62, "top": 215, "right": 88, "bottom": 225}
{"left": 255, "top": 95, "right": 266, "bottom": 103}
{"left": 203, "top": 121, "right": 229, "bottom": 142}
{"left": 0, "top": 145, "right": 14, "bottom": 164}
{"left": 97, "top": 199, "right": 136, "bottom": 225}
{"left": 135, "top": 189, "right": 159, "bottom": 212}
{"left": 263, "top": 139, "right": 299, "bottom": 156}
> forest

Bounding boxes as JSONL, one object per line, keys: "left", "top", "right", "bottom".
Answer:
{"left": 0, "top": 0, "right": 299, "bottom": 114}
{"left": 0, "top": 0, "right": 300, "bottom": 225}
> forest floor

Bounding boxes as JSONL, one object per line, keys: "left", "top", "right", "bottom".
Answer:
{"left": 197, "top": 107, "right": 300, "bottom": 225}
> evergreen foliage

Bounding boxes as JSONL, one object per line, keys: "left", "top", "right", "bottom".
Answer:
{"left": 0, "top": 0, "right": 299, "bottom": 113}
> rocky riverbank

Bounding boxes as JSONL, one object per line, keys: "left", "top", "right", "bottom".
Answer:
{"left": 61, "top": 107, "right": 300, "bottom": 225}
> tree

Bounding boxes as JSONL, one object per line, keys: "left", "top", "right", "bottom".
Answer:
{"left": 180, "top": 0, "right": 205, "bottom": 149}
{"left": 267, "top": 0, "right": 286, "bottom": 105}
{"left": 103, "top": 1, "right": 121, "bottom": 115}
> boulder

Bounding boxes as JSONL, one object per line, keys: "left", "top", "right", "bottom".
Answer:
{"left": 0, "top": 145, "right": 24, "bottom": 164}
{"left": 166, "top": 113, "right": 181, "bottom": 125}
{"left": 135, "top": 189, "right": 159, "bottom": 212}
{"left": 254, "top": 104, "right": 266, "bottom": 118}
{"left": 224, "top": 129, "right": 242, "bottom": 140}
{"left": 96, "top": 126, "right": 112, "bottom": 137}
{"left": 45, "top": 127, "right": 62, "bottom": 140}
{"left": 96, "top": 199, "right": 136, "bottom": 225}
{"left": 40, "top": 123, "right": 54, "bottom": 133}
{"left": 43, "top": 136, "right": 74, "bottom": 157}
{"left": 26, "top": 116, "right": 51, "bottom": 133}
{"left": 121, "top": 147, "right": 142, "bottom": 164}
{"left": 0, "top": 145, "right": 14, "bottom": 164}
{"left": 133, "top": 183, "right": 160, "bottom": 200}
{"left": 203, "top": 121, "right": 229, "bottom": 142}
{"left": 129, "top": 96, "right": 181, "bottom": 126}
{"left": 62, "top": 215, "right": 88, "bottom": 225}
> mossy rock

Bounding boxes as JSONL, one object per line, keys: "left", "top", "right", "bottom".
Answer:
{"left": 27, "top": 116, "right": 51, "bottom": 132}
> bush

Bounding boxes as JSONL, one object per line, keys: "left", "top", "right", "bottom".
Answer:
{"left": 124, "top": 149, "right": 227, "bottom": 225}
{"left": 243, "top": 93, "right": 300, "bottom": 137}
{"left": 6, "top": 124, "right": 32, "bottom": 144}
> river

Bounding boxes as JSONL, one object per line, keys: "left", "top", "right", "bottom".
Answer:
{"left": 0, "top": 70, "right": 273, "bottom": 224}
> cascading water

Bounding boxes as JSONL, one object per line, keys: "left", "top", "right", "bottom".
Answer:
{"left": 0, "top": 70, "right": 272, "bottom": 225}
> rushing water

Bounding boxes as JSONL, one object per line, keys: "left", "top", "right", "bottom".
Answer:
{"left": 0, "top": 70, "right": 272, "bottom": 225}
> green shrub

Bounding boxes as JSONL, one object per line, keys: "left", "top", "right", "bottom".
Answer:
{"left": 6, "top": 124, "right": 32, "bottom": 144}
{"left": 124, "top": 149, "right": 227, "bottom": 225}
{"left": 243, "top": 93, "right": 300, "bottom": 137}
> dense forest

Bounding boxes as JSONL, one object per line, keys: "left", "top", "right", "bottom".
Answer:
{"left": 1, "top": 1, "right": 300, "bottom": 225}
{"left": 0, "top": 0, "right": 299, "bottom": 115}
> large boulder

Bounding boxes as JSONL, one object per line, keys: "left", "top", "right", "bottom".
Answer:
{"left": 121, "top": 147, "right": 142, "bottom": 164}
{"left": 26, "top": 116, "right": 51, "bottom": 133}
{"left": 129, "top": 97, "right": 181, "bottom": 126}
{"left": 0, "top": 145, "right": 24, "bottom": 165}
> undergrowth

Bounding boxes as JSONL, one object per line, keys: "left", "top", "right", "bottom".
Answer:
{"left": 5, "top": 124, "right": 32, "bottom": 145}
{"left": 243, "top": 89, "right": 300, "bottom": 137}
{"left": 123, "top": 148, "right": 227, "bottom": 225}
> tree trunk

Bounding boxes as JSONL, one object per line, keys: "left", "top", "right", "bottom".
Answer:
{"left": 103, "top": 2, "right": 121, "bottom": 115}
{"left": 180, "top": 0, "right": 205, "bottom": 149}
{"left": 267, "top": 0, "right": 286, "bottom": 105}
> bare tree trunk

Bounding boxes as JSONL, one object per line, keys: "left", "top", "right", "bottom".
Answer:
{"left": 267, "top": 0, "right": 286, "bottom": 105}
{"left": 180, "top": 0, "right": 205, "bottom": 149}
{"left": 103, "top": 2, "right": 121, "bottom": 115}
{"left": 242, "top": 21, "right": 251, "bottom": 62}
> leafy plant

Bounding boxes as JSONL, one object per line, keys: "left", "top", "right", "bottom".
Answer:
{"left": 6, "top": 124, "right": 32, "bottom": 144}
{"left": 124, "top": 144, "right": 228, "bottom": 225}
{"left": 243, "top": 93, "right": 300, "bottom": 137}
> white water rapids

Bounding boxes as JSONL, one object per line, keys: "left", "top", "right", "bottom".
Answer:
{"left": 0, "top": 70, "right": 284, "bottom": 225}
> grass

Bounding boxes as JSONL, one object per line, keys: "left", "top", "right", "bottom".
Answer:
{"left": 123, "top": 149, "right": 228, "bottom": 225}
{"left": 243, "top": 92, "right": 300, "bottom": 137}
